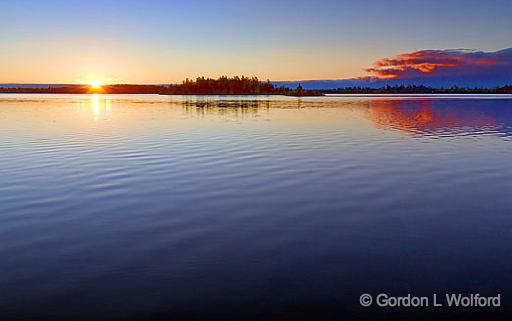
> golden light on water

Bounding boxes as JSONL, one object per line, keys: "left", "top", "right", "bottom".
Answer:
{"left": 92, "top": 94, "right": 100, "bottom": 120}
{"left": 89, "top": 94, "right": 112, "bottom": 121}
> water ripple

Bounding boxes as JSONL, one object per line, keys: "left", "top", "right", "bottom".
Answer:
{"left": 1, "top": 94, "right": 512, "bottom": 320}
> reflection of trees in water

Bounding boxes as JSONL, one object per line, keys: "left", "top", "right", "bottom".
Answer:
{"left": 180, "top": 98, "right": 271, "bottom": 120}
{"left": 365, "top": 99, "right": 512, "bottom": 136}
{"left": 179, "top": 97, "right": 306, "bottom": 118}
{"left": 183, "top": 105, "right": 262, "bottom": 119}
{"left": 182, "top": 98, "right": 271, "bottom": 109}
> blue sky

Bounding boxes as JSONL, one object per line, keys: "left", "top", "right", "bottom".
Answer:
{"left": 1, "top": 0, "right": 511, "bottom": 83}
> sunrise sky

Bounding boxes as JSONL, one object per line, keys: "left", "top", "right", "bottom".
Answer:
{"left": 1, "top": 0, "right": 511, "bottom": 84}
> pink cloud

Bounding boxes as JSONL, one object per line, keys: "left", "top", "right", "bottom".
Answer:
{"left": 365, "top": 49, "right": 511, "bottom": 81}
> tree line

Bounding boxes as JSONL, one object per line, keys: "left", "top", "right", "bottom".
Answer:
{"left": 3, "top": 80, "right": 511, "bottom": 95}
{"left": 322, "top": 85, "right": 512, "bottom": 94}
{"left": 168, "top": 76, "right": 321, "bottom": 96}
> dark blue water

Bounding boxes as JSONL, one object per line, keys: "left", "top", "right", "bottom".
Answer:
{"left": 1, "top": 94, "right": 511, "bottom": 320}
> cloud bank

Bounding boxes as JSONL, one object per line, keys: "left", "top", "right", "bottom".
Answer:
{"left": 365, "top": 48, "right": 512, "bottom": 87}
{"left": 276, "top": 48, "right": 512, "bottom": 89}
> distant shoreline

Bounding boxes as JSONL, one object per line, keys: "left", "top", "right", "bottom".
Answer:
{"left": 2, "top": 91, "right": 511, "bottom": 96}
{"left": 1, "top": 78, "right": 511, "bottom": 96}
{"left": 0, "top": 92, "right": 324, "bottom": 97}
{"left": 0, "top": 76, "right": 324, "bottom": 97}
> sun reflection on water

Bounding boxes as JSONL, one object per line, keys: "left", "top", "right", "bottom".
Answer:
{"left": 92, "top": 94, "right": 100, "bottom": 120}
{"left": 89, "top": 94, "right": 111, "bottom": 121}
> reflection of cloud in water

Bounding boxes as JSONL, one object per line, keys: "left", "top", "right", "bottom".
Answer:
{"left": 366, "top": 99, "right": 512, "bottom": 137}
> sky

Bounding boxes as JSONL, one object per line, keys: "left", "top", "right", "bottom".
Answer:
{"left": 1, "top": 0, "right": 511, "bottom": 84}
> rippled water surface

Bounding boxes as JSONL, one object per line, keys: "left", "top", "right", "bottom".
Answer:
{"left": 1, "top": 94, "right": 512, "bottom": 320}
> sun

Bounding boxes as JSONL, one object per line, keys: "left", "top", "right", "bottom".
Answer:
{"left": 89, "top": 80, "right": 102, "bottom": 89}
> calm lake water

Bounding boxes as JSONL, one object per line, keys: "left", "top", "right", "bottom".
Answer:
{"left": 1, "top": 94, "right": 512, "bottom": 320}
